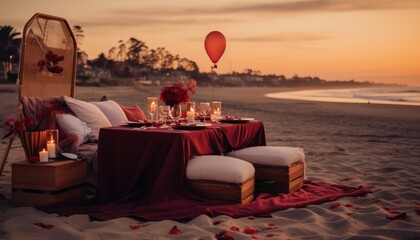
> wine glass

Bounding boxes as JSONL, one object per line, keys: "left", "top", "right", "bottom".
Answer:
{"left": 160, "top": 105, "right": 171, "bottom": 126}
{"left": 199, "top": 102, "right": 211, "bottom": 121}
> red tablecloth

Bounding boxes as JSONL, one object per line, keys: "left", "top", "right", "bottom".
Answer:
{"left": 97, "top": 121, "right": 266, "bottom": 204}
{"left": 39, "top": 121, "right": 370, "bottom": 221}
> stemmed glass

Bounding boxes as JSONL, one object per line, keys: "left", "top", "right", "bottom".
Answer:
{"left": 199, "top": 102, "right": 211, "bottom": 121}
{"left": 147, "top": 97, "right": 158, "bottom": 121}
{"left": 160, "top": 105, "right": 171, "bottom": 126}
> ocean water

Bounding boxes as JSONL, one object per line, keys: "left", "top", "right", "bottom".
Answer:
{"left": 265, "top": 87, "right": 420, "bottom": 106}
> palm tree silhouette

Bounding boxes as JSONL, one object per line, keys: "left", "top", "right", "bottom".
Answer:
{"left": 0, "top": 25, "right": 21, "bottom": 80}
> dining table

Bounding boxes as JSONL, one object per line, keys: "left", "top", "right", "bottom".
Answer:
{"left": 96, "top": 120, "right": 266, "bottom": 205}
{"left": 39, "top": 119, "right": 370, "bottom": 221}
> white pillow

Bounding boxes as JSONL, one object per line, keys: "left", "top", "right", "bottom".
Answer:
{"left": 55, "top": 114, "right": 93, "bottom": 146}
{"left": 90, "top": 100, "right": 128, "bottom": 126}
{"left": 64, "top": 96, "right": 111, "bottom": 140}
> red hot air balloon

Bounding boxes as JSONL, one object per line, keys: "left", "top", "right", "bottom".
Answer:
{"left": 204, "top": 31, "right": 226, "bottom": 68}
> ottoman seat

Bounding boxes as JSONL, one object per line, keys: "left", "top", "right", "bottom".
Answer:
{"left": 186, "top": 155, "right": 255, "bottom": 204}
{"left": 227, "top": 146, "right": 305, "bottom": 194}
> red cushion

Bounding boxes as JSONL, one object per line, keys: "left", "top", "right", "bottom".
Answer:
{"left": 119, "top": 104, "right": 147, "bottom": 121}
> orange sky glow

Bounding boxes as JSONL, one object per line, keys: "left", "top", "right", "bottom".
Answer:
{"left": 1, "top": 0, "right": 419, "bottom": 86}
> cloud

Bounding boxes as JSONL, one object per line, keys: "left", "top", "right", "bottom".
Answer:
{"left": 110, "top": 0, "right": 420, "bottom": 17}
{"left": 229, "top": 33, "right": 334, "bottom": 42}
{"left": 76, "top": 0, "right": 420, "bottom": 29}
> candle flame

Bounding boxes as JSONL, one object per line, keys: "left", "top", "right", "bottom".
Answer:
{"left": 42, "top": 148, "right": 46, "bottom": 152}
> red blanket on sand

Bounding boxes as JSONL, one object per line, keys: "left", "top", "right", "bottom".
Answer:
{"left": 38, "top": 180, "right": 369, "bottom": 221}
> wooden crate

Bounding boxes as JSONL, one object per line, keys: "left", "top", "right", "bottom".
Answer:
{"left": 254, "top": 161, "right": 304, "bottom": 194}
{"left": 188, "top": 177, "right": 254, "bottom": 204}
{"left": 12, "top": 160, "right": 87, "bottom": 207}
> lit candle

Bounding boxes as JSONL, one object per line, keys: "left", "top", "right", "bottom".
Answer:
{"left": 187, "top": 109, "right": 195, "bottom": 123}
{"left": 39, "top": 148, "right": 48, "bottom": 163}
{"left": 47, "top": 134, "right": 56, "bottom": 158}
{"left": 212, "top": 101, "right": 222, "bottom": 119}
{"left": 150, "top": 101, "right": 156, "bottom": 112}
{"left": 215, "top": 108, "right": 221, "bottom": 119}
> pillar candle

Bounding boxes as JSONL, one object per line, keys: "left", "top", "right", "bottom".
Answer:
{"left": 187, "top": 110, "right": 195, "bottom": 123}
{"left": 39, "top": 148, "right": 48, "bottom": 162}
{"left": 47, "top": 140, "right": 56, "bottom": 158}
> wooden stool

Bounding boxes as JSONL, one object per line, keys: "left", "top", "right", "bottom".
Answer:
{"left": 186, "top": 155, "right": 255, "bottom": 204}
{"left": 12, "top": 160, "right": 87, "bottom": 207}
{"left": 228, "top": 146, "right": 305, "bottom": 194}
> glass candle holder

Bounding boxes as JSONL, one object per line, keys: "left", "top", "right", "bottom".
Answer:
{"left": 186, "top": 102, "right": 196, "bottom": 123}
{"left": 147, "top": 97, "right": 158, "bottom": 121}
{"left": 46, "top": 129, "right": 58, "bottom": 158}
{"left": 186, "top": 102, "right": 196, "bottom": 112}
{"left": 212, "top": 101, "right": 222, "bottom": 119}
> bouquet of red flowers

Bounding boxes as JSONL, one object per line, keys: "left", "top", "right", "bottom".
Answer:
{"left": 160, "top": 79, "right": 197, "bottom": 106}
{"left": 2, "top": 115, "right": 35, "bottom": 139}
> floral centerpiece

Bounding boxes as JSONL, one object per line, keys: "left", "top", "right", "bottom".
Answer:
{"left": 160, "top": 79, "right": 197, "bottom": 106}
{"left": 160, "top": 79, "right": 197, "bottom": 118}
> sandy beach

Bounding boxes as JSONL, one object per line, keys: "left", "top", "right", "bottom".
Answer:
{"left": 0, "top": 84, "right": 419, "bottom": 239}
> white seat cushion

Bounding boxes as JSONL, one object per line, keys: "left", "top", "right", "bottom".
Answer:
{"left": 186, "top": 155, "right": 255, "bottom": 184}
{"left": 227, "top": 146, "right": 305, "bottom": 167}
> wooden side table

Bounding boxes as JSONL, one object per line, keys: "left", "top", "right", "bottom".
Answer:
{"left": 11, "top": 160, "right": 87, "bottom": 207}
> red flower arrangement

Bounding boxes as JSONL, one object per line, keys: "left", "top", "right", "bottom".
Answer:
{"left": 38, "top": 50, "right": 64, "bottom": 75}
{"left": 2, "top": 115, "right": 35, "bottom": 139}
{"left": 160, "top": 79, "right": 197, "bottom": 106}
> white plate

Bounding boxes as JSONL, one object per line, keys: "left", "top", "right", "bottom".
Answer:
{"left": 173, "top": 122, "right": 212, "bottom": 129}
{"left": 195, "top": 122, "right": 212, "bottom": 127}
{"left": 61, "top": 152, "right": 78, "bottom": 160}
{"left": 240, "top": 117, "right": 255, "bottom": 121}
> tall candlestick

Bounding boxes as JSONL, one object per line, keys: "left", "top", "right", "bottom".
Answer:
{"left": 39, "top": 148, "right": 48, "bottom": 163}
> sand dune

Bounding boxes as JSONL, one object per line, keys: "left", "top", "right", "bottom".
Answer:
{"left": 1, "top": 85, "right": 419, "bottom": 239}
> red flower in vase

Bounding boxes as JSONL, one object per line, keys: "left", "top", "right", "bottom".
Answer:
{"left": 160, "top": 79, "right": 197, "bottom": 106}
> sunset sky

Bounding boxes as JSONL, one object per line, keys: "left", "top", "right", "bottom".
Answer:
{"left": 1, "top": 0, "right": 419, "bottom": 86}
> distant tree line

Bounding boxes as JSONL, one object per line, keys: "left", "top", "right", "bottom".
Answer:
{"left": 1, "top": 24, "right": 387, "bottom": 88}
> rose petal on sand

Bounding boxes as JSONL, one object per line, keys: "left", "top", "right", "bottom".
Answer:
{"left": 266, "top": 234, "right": 280, "bottom": 237}
{"left": 383, "top": 207, "right": 399, "bottom": 214}
{"left": 330, "top": 203, "right": 341, "bottom": 209}
{"left": 252, "top": 236, "right": 259, "bottom": 239}
{"left": 386, "top": 212, "right": 407, "bottom": 220}
{"left": 244, "top": 227, "right": 258, "bottom": 234}
{"left": 34, "top": 223, "right": 53, "bottom": 229}
{"left": 392, "top": 200, "right": 401, "bottom": 204}
{"left": 215, "top": 230, "right": 234, "bottom": 240}
{"left": 345, "top": 203, "right": 353, "bottom": 207}
{"left": 130, "top": 224, "right": 150, "bottom": 230}
{"left": 230, "top": 226, "right": 240, "bottom": 232}
{"left": 168, "top": 225, "right": 181, "bottom": 235}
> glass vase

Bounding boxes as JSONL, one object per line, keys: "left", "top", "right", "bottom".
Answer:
{"left": 171, "top": 104, "right": 182, "bottom": 119}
